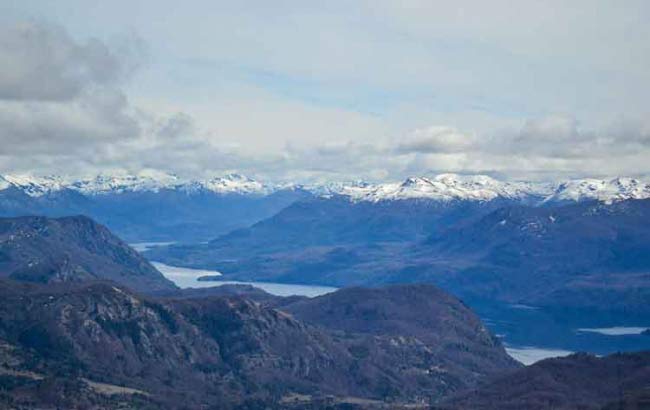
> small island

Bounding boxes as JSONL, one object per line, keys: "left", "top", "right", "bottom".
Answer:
{"left": 197, "top": 275, "right": 223, "bottom": 282}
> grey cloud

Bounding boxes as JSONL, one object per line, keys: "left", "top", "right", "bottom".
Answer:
{"left": 396, "top": 115, "right": 650, "bottom": 161}
{"left": 396, "top": 126, "right": 477, "bottom": 154}
{"left": 2, "top": 17, "right": 650, "bottom": 183}
{"left": 498, "top": 116, "right": 650, "bottom": 159}
{"left": 0, "top": 21, "right": 156, "bottom": 173}
{"left": 0, "top": 89, "right": 140, "bottom": 156}
{"left": 155, "top": 113, "right": 196, "bottom": 140}
{"left": 0, "top": 21, "right": 140, "bottom": 101}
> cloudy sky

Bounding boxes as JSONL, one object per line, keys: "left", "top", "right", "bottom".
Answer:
{"left": 1, "top": 1, "right": 649, "bottom": 182}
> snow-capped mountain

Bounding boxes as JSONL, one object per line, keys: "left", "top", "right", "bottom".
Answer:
{"left": 70, "top": 171, "right": 182, "bottom": 195}
{"left": 182, "top": 174, "right": 275, "bottom": 196}
{"left": 0, "top": 174, "right": 67, "bottom": 197}
{"left": 0, "top": 172, "right": 280, "bottom": 196}
{"left": 543, "top": 177, "right": 650, "bottom": 204}
{"left": 326, "top": 174, "right": 553, "bottom": 203}
{"left": 1, "top": 172, "right": 649, "bottom": 204}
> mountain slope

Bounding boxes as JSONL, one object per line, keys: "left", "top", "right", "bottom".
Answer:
{"left": 155, "top": 198, "right": 650, "bottom": 318}
{"left": 0, "top": 215, "right": 175, "bottom": 292}
{"left": 2, "top": 172, "right": 649, "bottom": 242}
{"left": 439, "top": 351, "right": 650, "bottom": 410}
{"left": 281, "top": 284, "right": 518, "bottom": 387}
{"left": 147, "top": 195, "right": 509, "bottom": 279}
{"left": 425, "top": 198, "right": 650, "bottom": 313}
{"left": 0, "top": 280, "right": 518, "bottom": 408}
{"left": 0, "top": 173, "right": 311, "bottom": 242}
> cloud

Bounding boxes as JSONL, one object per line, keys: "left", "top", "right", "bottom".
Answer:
{"left": 1, "top": 14, "right": 650, "bottom": 183}
{"left": 0, "top": 21, "right": 213, "bottom": 176}
{"left": 385, "top": 115, "right": 650, "bottom": 180}
{"left": 396, "top": 126, "right": 477, "bottom": 154}
{"left": 0, "top": 21, "right": 145, "bottom": 168}
{"left": 0, "top": 21, "right": 140, "bottom": 101}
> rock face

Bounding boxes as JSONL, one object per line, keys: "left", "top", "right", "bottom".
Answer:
{"left": 0, "top": 280, "right": 518, "bottom": 409}
{"left": 439, "top": 351, "right": 650, "bottom": 410}
{"left": 0, "top": 215, "right": 176, "bottom": 292}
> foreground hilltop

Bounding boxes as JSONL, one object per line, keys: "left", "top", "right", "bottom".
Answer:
{"left": 282, "top": 284, "right": 516, "bottom": 387}
{"left": 439, "top": 351, "right": 650, "bottom": 410}
{"left": 0, "top": 279, "right": 518, "bottom": 409}
{"left": 0, "top": 215, "right": 175, "bottom": 292}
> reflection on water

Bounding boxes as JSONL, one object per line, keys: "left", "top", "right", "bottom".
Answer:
{"left": 152, "top": 262, "right": 337, "bottom": 297}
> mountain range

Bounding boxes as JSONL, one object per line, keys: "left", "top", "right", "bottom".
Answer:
{"left": 0, "top": 173, "right": 310, "bottom": 242}
{"left": 0, "top": 213, "right": 647, "bottom": 409}
{"left": 0, "top": 275, "right": 517, "bottom": 408}
{"left": 2, "top": 171, "right": 650, "bottom": 203}
{"left": 2, "top": 171, "right": 649, "bottom": 244}
{"left": 149, "top": 196, "right": 650, "bottom": 312}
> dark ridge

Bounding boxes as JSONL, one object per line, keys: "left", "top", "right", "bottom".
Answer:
{"left": 439, "top": 351, "right": 650, "bottom": 410}
{"left": 0, "top": 215, "right": 176, "bottom": 292}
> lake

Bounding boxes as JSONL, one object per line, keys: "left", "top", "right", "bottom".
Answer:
{"left": 577, "top": 327, "right": 648, "bottom": 336}
{"left": 504, "top": 346, "right": 574, "bottom": 365}
{"left": 152, "top": 262, "right": 338, "bottom": 297}
{"left": 150, "top": 261, "right": 650, "bottom": 366}
{"left": 129, "top": 242, "right": 176, "bottom": 252}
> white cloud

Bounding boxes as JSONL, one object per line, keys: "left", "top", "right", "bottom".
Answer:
{"left": 397, "top": 126, "right": 477, "bottom": 154}
{"left": 0, "top": 21, "right": 139, "bottom": 101}
{"left": 1, "top": 8, "right": 650, "bottom": 182}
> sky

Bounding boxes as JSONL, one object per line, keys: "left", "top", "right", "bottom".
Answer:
{"left": 1, "top": 0, "right": 649, "bottom": 182}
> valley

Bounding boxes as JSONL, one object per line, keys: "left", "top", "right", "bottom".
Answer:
{"left": 4, "top": 3, "right": 650, "bottom": 407}
{"left": 151, "top": 259, "right": 650, "bottom": 366}
{"left": 0, "top": 173, "right": 649, "bottom": 408}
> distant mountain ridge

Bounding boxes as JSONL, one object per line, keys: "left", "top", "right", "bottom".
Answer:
{"left": 151, "top": 196, "right": 650, "bottom": 324}
{"left": 0, "top": 172, "right": 282, "bottom": 197}
{"left": 0, "top": 173, "right": 311, "bottom": 242}
{"left": 2, "top": 171, "right": 650, "bottom": 204}
{"left": 2, "top": 172, "right": 649, "bottom": 243}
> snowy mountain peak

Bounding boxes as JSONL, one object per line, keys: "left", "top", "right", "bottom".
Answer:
{"left": 0, "top": 176, "right": 11, "bottom": 191}
{"left": 195, "top": 174, "right": 271, "bottom": 195}
{"left": 544, "top": 177, "right": 650, "bottom": 204}
{"left": 400, "top": 176, "right": 435, "bottom": 188}
{"left": 332, "top": 174, "right": 551, "bottom": 203}
{"left": 70, "top": 171, "right": 181, "bottom": 195}
{"left": 1, "top": 174, "right": 67, "bottom": 197}
{"left": 0, "top": 172, "right": 648, "bottom": 204}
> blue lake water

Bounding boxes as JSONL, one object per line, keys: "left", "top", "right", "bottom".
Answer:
{"left": 577, "top": 327, "right": 648, "bottom": 336}
{"left": 504, "top": 346, "right": 574, "bottom": 365}
{"left": 152, "top": 262, "right": 338, "bottom": 297}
